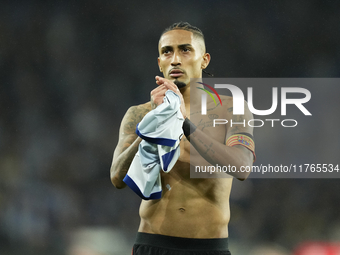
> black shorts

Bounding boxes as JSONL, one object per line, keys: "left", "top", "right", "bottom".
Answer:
{"left": 132, "top": 232, "right": 231, "bottom": 255}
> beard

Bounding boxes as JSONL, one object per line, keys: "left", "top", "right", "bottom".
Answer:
{"left": 174, "top": 79, "right": 187, "bottom": 89}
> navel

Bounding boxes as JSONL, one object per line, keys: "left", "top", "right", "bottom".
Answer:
{"left": 178, "top": 207, "right": 186, "bottom": 212}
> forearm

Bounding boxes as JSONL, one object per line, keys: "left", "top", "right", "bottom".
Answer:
{"left": 185, "top": 122, "right": 252, "bottom": 179}
{"left": 110, "top": 137, "right": 142, "bottom": 188}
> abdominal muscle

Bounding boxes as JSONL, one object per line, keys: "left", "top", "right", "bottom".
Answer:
{"left": 138, "top": 159, "right": 233, "bottom": 239}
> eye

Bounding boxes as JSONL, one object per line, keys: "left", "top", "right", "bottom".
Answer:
{"left": 182, "top": 48, "right": 190, "bottom": 52}
{"left": 162, "top": 49, "right": 172, "bottom": 55}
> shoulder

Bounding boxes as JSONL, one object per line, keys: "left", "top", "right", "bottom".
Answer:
{"left": 219, "top": 94, "right": 247, "bottom": 108}
{"left": 119, "top": 102, "right": 152, "bottom": 134}
{"left": 121, "top": 101, "right": 151, "bottom": 123}
{"left": 219, "top": 95, "right": 233, "bottom": 109}
{"left": 125, "top": 102, "right": 152, "bottom": 119}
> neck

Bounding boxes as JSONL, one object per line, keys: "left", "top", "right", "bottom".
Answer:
{"left": 180, "top": 85, "right": 191, "bottom": 105}
{"left": 179, "top": 79, "right": 203, "bottom": 119}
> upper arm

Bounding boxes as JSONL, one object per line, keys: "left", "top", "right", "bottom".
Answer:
{"left": 225, "top": 98, "right": 255, "bottom": 165}
{"left": 225, "top": 99, "right": 254, "bottom": 138}
{"left": 112, "top": 104, "right": 149, "bottom": 161}
{"left": 113, "top": 106, "right": 139, "bottom": 160}
{"left": 110, "top": 103, "right": 152, "bottom": 188}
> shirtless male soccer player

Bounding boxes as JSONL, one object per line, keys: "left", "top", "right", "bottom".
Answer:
{"left": 110, "top": 22, "right": 255, "bottom": 255}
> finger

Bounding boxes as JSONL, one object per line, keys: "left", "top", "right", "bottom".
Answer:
{"left": 163, "top": 80, "right": 178, "bottom": 92}
{"left": 151, "top": 90, "right": 168, "bottom": 105}
{"left": 155, "top": 76, "right": 163, "bottom": 83}
{"left": 153, "top": 87, "right": 168, "bottom": 96}
{"left": 155, "top": 76, "right": 163, "bottom": 81}
{"left": 156, "top": 76, "right": 174, "bottom": 86}
{"left": 155, "top": 77, "right": 180, "bottom": 94}
{"left": 151, "top": 88, "right": 167, "bottom": 99}
{"left": 155, "top": 76, "right": 166, "bottom": 86}
{"left": 151, "top": 84, "right": 166, "bottom": 94}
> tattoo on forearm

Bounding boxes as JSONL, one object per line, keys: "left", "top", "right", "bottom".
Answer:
{"left": 202, "top": 142, "right": 214, "bottom": 155}
{"left": 190, "top": 104, "right": 220, "bottom": 116}
{"left": 194, "top": 134, "right": 214, "bottom": 156}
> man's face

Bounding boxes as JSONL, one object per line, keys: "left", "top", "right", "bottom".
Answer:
{"left": 158, "top": 30, "right": 208, "bottom": 88}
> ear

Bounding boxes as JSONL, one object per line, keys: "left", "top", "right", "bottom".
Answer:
{"left": 157, "top": 57, "right": 163, "bottom": 72}
{"left": 201, "top": 53, "right": 211, "bottom": 69}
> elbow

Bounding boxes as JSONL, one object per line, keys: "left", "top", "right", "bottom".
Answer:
{"left": 111, "top": 175, "right": 127, "bottom": 189}
{"left": 236, "top": 171, "right": 250, "bottom": 181}
{"left": 236, "top": 175, "right": 249, "bottom": 181}
{"left": 110, "top": 167, "right": 127, "bottom": 189}
{"left": 235, "top": 162, "right": 252, "bottom": 181}
{"left": 113, "top": 183, "right": 127, "bottom": 189}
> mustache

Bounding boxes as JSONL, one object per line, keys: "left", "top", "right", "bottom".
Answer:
{"left": 169, "top": 68, "right": 185, "bottom": 75}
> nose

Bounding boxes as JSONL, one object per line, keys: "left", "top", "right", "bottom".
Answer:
{"left": 171, "top": 51, "right": 181, "bottom": 66}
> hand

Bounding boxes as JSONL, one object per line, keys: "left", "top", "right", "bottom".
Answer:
{"left": 150, "top": 83, "right": 168, "bottom": 110}
{"left": 154, "top": 76, "right": 187, "bottom": 119}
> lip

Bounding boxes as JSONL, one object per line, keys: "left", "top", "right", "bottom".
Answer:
{"left": 169, "top": 69, "right": 184, "bottom": 78}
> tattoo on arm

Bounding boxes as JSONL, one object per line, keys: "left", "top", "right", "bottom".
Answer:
{"left": 111, "top": 104, "right": 151, "bottom": 185}
{"left": 122, "top": 105, "right": 150, "bottom": 135}
{"left": 191, "top": 133, "right": 216, "bottom": 156}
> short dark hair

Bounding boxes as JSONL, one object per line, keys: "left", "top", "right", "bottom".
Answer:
{"left": 161, "top": 22, "right": 205, "bottom": 42}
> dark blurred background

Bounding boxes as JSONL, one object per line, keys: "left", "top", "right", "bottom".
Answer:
{"left": 1, "top": 0, "right": 340, "bottom": 254}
